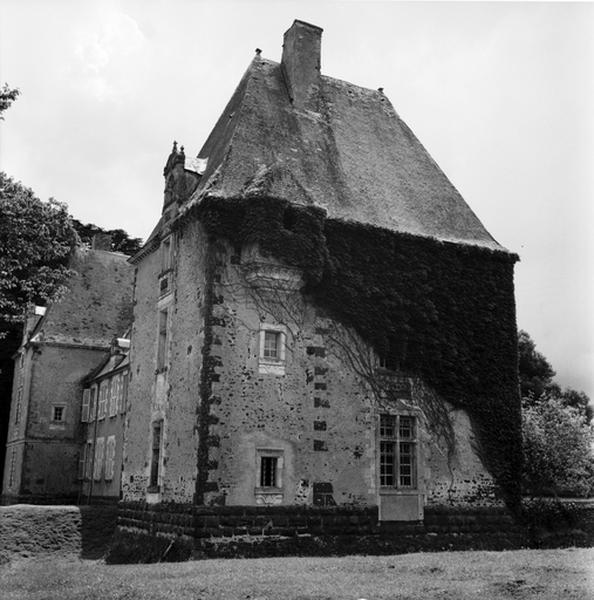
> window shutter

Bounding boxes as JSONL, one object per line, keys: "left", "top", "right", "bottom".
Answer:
{"left": 94, "top": 437, "right": 105, "bottom": 480}
{"left": 105, "top": 436, "right": 116, "bottom": 480}
{"left": 81, "top": 389, "right": 90, "bottom": 423}
{"left": 121, "top": 372, "right": 129, "bottom": 414}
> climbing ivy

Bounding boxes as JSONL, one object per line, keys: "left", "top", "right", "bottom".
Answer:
{"left": 185, "top": 195, "right": 522, "bottom": 509}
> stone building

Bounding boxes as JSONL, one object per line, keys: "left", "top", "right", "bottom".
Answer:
{"left": 79, "top": 333, "right": 130, "bottom": 503}
{"left": 122, "top": 19, "right": 521, "bottom": 522}
{"left": 1, "top": 242, "right": 133, "bottom": 504}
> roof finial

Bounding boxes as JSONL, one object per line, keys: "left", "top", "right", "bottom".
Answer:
{"left": 378, "top": 87, "right": 384, "bottom": 94}
{"left": 180, "top": 145, "right": 185, "bottom": 155}
{"left": 172, "top": 140, "right": 178, "bottom": 152}
{"left": 255, "top": 48, "right": 262, "bottom": 56}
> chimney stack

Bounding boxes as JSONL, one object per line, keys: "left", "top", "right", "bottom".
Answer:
{"left": 281, "top": 20, "right": 323, "bottom": 112}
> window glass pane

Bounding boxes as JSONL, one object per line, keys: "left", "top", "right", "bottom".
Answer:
{"left": 380, "top": 440, "right": 395, "bottom": 486}
{"left": 260, "top": 456, "right": 277, "bottom": 487}
{"left": 399, "top": 416, "right": 415, "bottom": 440}
{"left": 263, "top": 331, "right": 279, "bottom": 359}
{"left": 380, "top": 414, "right": 396, "bottom": 438}
{"left": 399, "top": 441, "right": 415, "bottom": 487}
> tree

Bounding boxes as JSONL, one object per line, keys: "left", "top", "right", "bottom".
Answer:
{"left": 0, "top": 84, "right": 19, "bottom": 119}
{"left": 518, "top": 330, "right": 555, "bottom": 401}
{"left": 522, "top": 396, "right": 594, "bottom": 497}
{"left": 0, "top": 173, "right": 78, "bottom": 330}
{"left": 518, "top": 330, "right": 592, "bottom": 422}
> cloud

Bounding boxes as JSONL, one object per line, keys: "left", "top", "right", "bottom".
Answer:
{"left": 73, "top": 10, "right": 146, "bottom": 102}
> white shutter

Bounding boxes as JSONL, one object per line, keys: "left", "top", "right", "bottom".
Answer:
{"left": 94, "top": 437, "right": 105, "bottom": 480}
{"left": 81, "top": 389, "right": 90, "bottom": 422}
{"left": 105, "top": 436, "right": 116, "bottom": 480}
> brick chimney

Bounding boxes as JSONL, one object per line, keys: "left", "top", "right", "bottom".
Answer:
{"left": 281, "top": 20, "right": 323, "bottom": 112}
{"left": 91, "top": 232, "right": 112, "bottom": 251}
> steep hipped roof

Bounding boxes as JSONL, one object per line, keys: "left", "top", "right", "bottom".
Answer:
{"left": 30, "top": 248, "right": 134, "bottom": 348}
{"left": 187, "top": 29, "right": 503, "bottom": 251}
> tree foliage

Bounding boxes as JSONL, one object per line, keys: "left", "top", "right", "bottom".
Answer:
{"left": 522, "top": 396, "right": 594, "bottom": 497}
{"left": 0, "top": 84, "right": 19, "bottom": 120}
{"left": 518, "top": 330, "right": 592, "bottom": 422}
{"left": 0, "top": 173, "right": 78, "bottom": 329}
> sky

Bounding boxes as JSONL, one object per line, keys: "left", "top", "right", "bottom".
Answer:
{"left": 1, "top": 1, "right": 592, "bottom": 397}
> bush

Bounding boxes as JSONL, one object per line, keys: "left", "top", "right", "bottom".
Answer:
{"left": 522, "top": 397, "right": 594, "bottom": 497}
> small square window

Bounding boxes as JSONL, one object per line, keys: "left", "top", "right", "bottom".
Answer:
{"left": 52, "top": 406, "right": 65, "bottom": 422}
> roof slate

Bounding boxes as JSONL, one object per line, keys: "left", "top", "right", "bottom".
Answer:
{"left": 34, "top": 248, "right": 134, "bottom": 348}
{"left": 188, "top": 57, "right": 503, "bottom": 251}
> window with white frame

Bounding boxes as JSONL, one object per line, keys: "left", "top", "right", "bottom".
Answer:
{"left": 258, "top": 325, "right": 286, "bottom": 374}
{"left": 93, "top": 437, "right": 105, "bottom": 481}
{"left": 156, "top": 308, "right": 169, "bottom": 370}
{"left": 379, "top": 414, "right": 417, "bottom": 489}
{"left": 104, "top": 435, "right": 116, "bottom": 480}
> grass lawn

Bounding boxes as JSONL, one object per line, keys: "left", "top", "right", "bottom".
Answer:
{"left": 1, "top": 548, "right": 593, "bottom": 600}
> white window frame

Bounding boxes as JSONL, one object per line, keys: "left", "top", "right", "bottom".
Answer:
{"left": 98, "top": 383, "right": 107, "bottom": 420}
{"left": 258, "top": 324, "right": 287, "bottom": 375}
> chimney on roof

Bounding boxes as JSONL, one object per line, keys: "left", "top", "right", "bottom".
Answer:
{"left": 92, "top": 233, "right": 112, "bottom": 251}
{"left": 281, "top": 20, "right": 323, "bottom": 111}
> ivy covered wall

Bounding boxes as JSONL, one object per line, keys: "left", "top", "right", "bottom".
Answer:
{"left": 182, "top": 195, "right": 521, "bottom": 508}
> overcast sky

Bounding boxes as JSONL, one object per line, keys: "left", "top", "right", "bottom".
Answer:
{"left": 1, "top": 1, "right": 592, "bottom": 397}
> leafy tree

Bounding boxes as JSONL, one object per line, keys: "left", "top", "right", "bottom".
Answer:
{"left": 71, "top": 219, "right": 143, "bottom": 256}
{"left": 518, "top": 330, "right": 555, "bottom": 400}
{"left": 0, "top": 84, "right": 19, "bottom": 119}
{"left": 0, "top": 173, "right": 78, "bottom": 330}
{"left": 518, "top": 330, "right": 592, "bottom": 422}
{"left": 522, "top": 396, "right": 594, "bottom": 497}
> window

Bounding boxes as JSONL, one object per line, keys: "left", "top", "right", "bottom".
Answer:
{"left": 94, "top": 437, "right": 105, "bottom": 481}
{"left": 149, "top": 421, "right": 163, "bottom": 491}
{"left": 159, "top": 237, "right": 173, "bottom": 295}
{"left": 258, "top": 325, "right": 286, "bottom": 374}
{"left": 105, "top": 435, "right": 116, "bottom": 480}
{"left": 14, "top": 387, "right": 22, "bottom": 424}
{"left": 85, "top": 440, "right": 94, "bottom": 480}
{"left": 52, "top": 405, "right": 65, "bottom": 423}
{"left": 379, "top": 414, "right": 417, "bottom": 489}
{"left": 156, "top": 308, "right": 169, "bottom": 370}
{"left": 260, "top": 456, "right": 278, "bottom": 487}
{"left": 256, "top": 449, "right": 284, "bottom": 489}
{"left": 8, "top": 448, "right": 16, "bottom": 488}
{"left": 78, "top": 441, "right": 92, "bottom": 480}
{"left": 81, "top": 389, "right": 90, "bottom": 422}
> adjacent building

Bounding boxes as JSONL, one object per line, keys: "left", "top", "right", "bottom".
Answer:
{"left": 1, "top": 242, "right": 133, "bottom": 503}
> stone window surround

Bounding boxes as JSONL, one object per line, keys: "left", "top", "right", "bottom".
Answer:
{"left": 258, "top": 324, "right": 287, "bottom": 375}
